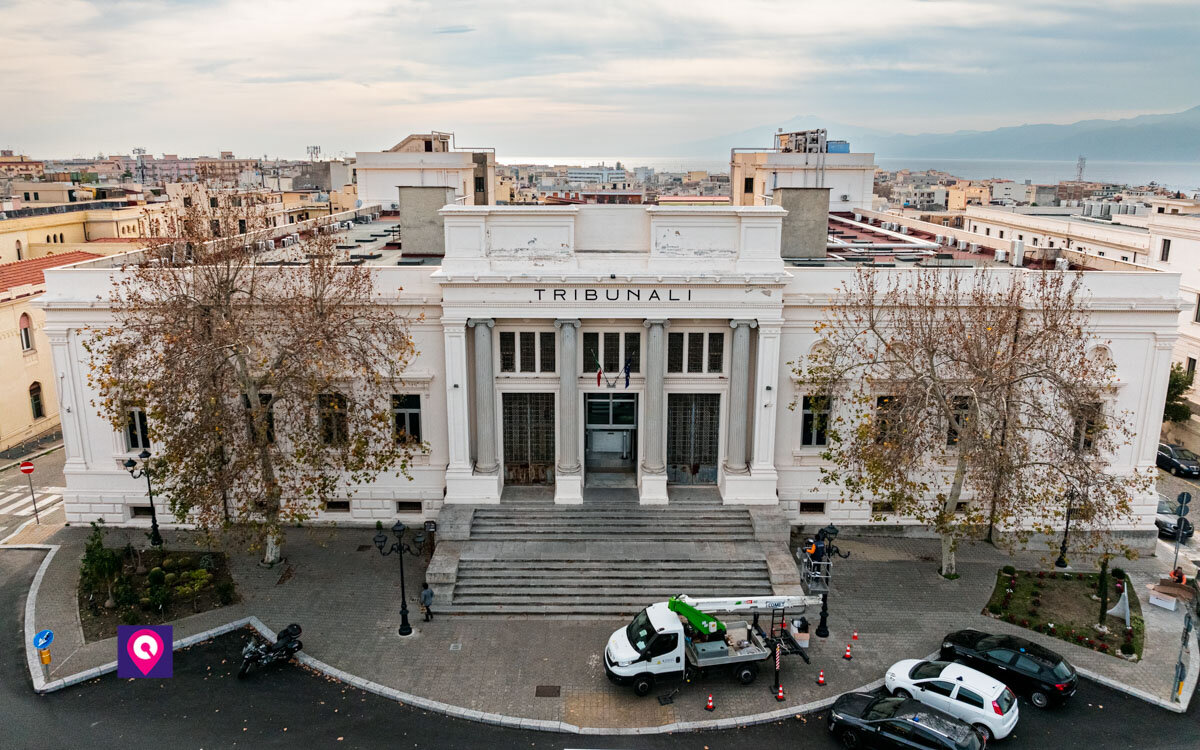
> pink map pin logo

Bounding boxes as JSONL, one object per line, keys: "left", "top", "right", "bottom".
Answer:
{"left": 126, "top": 629, "right": 164, "bottom": 675}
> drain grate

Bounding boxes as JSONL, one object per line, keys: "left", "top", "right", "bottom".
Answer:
{"left": 356, "top": 544, "right": 372, "bottom": 552}
{"left": 449, "top": 643, "right": 462, "bottom": 651}
{"left": 534, "top": 685, "right": 560, "bottom": 698}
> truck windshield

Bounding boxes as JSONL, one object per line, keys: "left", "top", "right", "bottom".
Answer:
{"left": 626, "top": 609, "right": 654, "bottom": 653}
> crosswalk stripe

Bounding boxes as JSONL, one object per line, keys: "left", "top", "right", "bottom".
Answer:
{"left": 0, "top": 492, "right": 23, "bottom": 506}
{"left": 15, "top": 495, "right": 62, "bottom": 517}
{"left": 0, "top": 492, "right": 60, "bottom": 513}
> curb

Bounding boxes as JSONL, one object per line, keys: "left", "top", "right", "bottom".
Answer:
{"left": 10, "top": 541, "right": 1196, "bottom": 730}
{"left": 0, "top": 443, "right": 64, "bottom": 475}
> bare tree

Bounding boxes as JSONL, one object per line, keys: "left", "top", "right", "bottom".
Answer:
{"left": 86, "top": 192, "right": 418, "bottom": 565}
{"left": 799, "top": 267, "right": 1147, "bottom": 577}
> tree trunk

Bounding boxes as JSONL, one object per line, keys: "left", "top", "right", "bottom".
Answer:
{"left": 940, "top": 451, "right": 969, "bottom": 578}
{"left": 941, "top": 535, "right": 957, "bottom": 578}
{"left": 104, "top": 580, "right": 116, "bottom": 609}
{"left": 1097, "top": 558, "right": 1110, "bottom": 627}
{"left": 262, "top": 532, "right": 283, "bottom": 566}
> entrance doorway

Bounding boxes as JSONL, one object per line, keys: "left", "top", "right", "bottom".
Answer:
{"left": 585, "top": 393, "right": 637, "bottom": 487}
{"left": 666, "top": 393, "right": 720, "bottom": 484}
{"left": 502, "top": 392, "right": 555, "bottom": 485}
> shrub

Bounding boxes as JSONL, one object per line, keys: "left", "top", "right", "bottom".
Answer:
{"left": 1120, "top": 642, "right": 1135, "bottom": 655}
{"left": 1032, "top": 598, "right": 1042, "bottom": 607}
{"left": 147, "top": 567, "right": 165, "bottom": 586}
{"left": 1037, "top": 571, "right": 1046, "bottom": 579}
{"left": 1021, "top": 619, "right": 1030, "bottom": 627}
{"left": 989, "top": 604, "right": 1003, "bottom": 615}
{"left": 139, "top": 597, "right": 152, "bottom": 609}
{"left": 162, "top": 557, "right": 176, "bottom": 571}
{"left": 198, "top": 554, "right": 216, "bottom": 572}
{"left": 164, "top": 572, "right": 178, "bottom": 586}
{"left": 1098, "top": 643, "right": 1110, "bottom": 652}
{"left": 177, "top": 556, "right": 192, "bottom": 569}
{"left": 216, "top": 581, "right": 236, "bottom": 605}
{"left": 1006, "top": 613, "right": 1017, "bottom": 623}
{"left": 121, "top": 608, "right": 142, "bottom": 626}
{"left": 146, "top": 584, "right": 172, "bottom": 613}
{"left": 1002, "top": 565, "right": 1016, "bottom": 576}
{"left": 114, "top": 578, "right": 138, "bottom": 607}
{"left": 1112, "top": 567, "right": 1126, "bottom": 580}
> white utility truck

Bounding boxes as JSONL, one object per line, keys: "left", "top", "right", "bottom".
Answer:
{"left": 604, "top": 594, "right": 821, "bottom": 697}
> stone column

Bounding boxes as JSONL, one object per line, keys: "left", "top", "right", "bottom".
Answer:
{"left": 442, "top": 320, "right": 472, "bottom": 473}
{"left": 723, "top": 320, "right": 758, "bottom": 474}
{"left": 751, "top": 322, "right": 783, "bottom": 473}
{"left": 554, "top": 319, "right": 583, "bottom": 504}
{"left": 468, "top": 318, "right": 498, "bottom": 474}
{"left": 639, "top": 319, "right": 669, "bottom": 504}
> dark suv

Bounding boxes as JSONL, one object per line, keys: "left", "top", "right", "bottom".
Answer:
{"left": 1156, "top": 494, "right": 1195, "bottom": 540}
{"left": 940, "top": 630, "right": 1076, "bottom": 708}
{"left": 828, "top": 692, "right": 985, "bottom": 750}
{"left": 1157, "top": 442, "right": 1200, "bottom": 477}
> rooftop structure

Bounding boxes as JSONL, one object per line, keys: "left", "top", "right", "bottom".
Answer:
{"left": 356, "top": 132, "right": 497, "bottom": 209}
{"left": 730, "top": 129, "right": 875, "bottom": 212}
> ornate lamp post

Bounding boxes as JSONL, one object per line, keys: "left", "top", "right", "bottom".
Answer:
{"left": 123, "top": 449, "right": 163, "bottom": 548}
{"left": 374, "top": 521, "right": 426, "bottom": 637}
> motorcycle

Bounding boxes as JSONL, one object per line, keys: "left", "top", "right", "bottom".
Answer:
{"left": 237, "top": 622, "right": 303, "bottom": 679}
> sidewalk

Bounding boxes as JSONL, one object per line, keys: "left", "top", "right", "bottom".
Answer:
{"left": 8, "top": 521, "right": 1198, "bottom": 731}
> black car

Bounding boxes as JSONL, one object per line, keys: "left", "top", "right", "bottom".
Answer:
{"left": 1157, "top": 442, "right": 1200, "bottom": 477}
{"left": 1156, "top": 494, "right": 1195, "bottom": 540}
{"left": 940, "top": 630, "right": 1076, "bottom": 708}
{"left": 828, "top": 692, "right": 985, "bottom": 750}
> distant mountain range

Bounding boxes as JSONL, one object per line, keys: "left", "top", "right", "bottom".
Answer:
{"left": 674, "top": 106, "right": 1200, "bottom": 162}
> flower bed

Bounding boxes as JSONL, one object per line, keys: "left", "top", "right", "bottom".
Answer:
{"left": 983, "top": 567, "right": 1144, "bottom": 660}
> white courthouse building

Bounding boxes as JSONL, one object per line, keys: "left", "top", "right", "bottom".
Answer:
{"left": 39, "top": 191, "right": 1180, "bottom": 550}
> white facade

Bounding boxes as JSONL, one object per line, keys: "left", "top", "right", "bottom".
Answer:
{"left": 354, "top": 150, "right": 479, "bottom": 208}
{"left": 40, "top": 204, "right": 1179, "bottom": 547}
{"left": 566, "top": 166, "right": 627, "bottom": 184}
{"left": 732, "top": 152, "right": 876, "bottom": 212}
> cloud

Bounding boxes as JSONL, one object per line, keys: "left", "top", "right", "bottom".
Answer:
{"left": 0, "top": 0, "right": 1196, "bottom": 157}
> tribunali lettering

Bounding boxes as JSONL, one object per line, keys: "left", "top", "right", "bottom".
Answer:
{"left": 533, "top": 288, "right": 693, "bottom": 302}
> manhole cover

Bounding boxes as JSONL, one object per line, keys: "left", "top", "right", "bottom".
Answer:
{"left": 449, "top": 643, "right": 462, "bottom": 651}
{"left": 275, "top": 565, "right": 295, "bottom": 586}
{"left": 535, "top": 685, "right": 560, "bottom": 698}
{"left": 356, "top": 544, "right": 372, "bottom": 552}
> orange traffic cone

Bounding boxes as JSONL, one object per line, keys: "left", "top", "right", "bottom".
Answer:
{"left": 852, "top": 630, "right": 859, "bottom": 641}
{"left": 704, "top": 693, "right": 715, "bottom": 711}
{"left": 776, "top": 683, "right": 785, "bottom": 701}
{"left": 843, "top": 644, "right": 853, "bottom": 660}
{"left": 816, "top": 670, "right": 826, "bottom": 686}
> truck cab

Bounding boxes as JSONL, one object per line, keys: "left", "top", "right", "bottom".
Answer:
{"left": 604, "top": 602, "right": 685, "bottom": 696}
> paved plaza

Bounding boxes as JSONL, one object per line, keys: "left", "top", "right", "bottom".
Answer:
{"left": 8, "top": 515, "right": 1198, "bottom": 730}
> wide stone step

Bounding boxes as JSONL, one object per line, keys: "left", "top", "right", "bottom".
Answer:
{"left": 468, "top": 533, "right": 758, "bottom": 541}
{"left": 455, "top": 562, "right": 769, "bottom": 573}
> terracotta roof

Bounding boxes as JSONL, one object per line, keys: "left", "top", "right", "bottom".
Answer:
{"left": 0, "top": 251, "right": 101, "bottom": 293}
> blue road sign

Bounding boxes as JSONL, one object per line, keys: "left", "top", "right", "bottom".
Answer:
{"left": 1178, "top": 492, "right": 1191, "bottom": 507}
{"left": 33, "top": 629, "right": 53, "bottom": 649}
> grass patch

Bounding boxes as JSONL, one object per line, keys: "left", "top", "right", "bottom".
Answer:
{"left": 983, "top": 568, "right": 1143, "bottom": 660}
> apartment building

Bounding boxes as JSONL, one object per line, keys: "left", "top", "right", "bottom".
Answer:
{"left": 731, "top": 129, "right": 875, "bottom": 212}
{"left": 356, "top": 133, "right": 496, "bottom": 209}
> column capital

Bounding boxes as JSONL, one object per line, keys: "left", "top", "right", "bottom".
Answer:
{"left": 729, "top": 319, "right": 759, "bottom": 330}
{"left": 643, "top": 319, "right": 670, "bottom": 329}
{"left": 467, "top": 318, "right": 494, "bottom": 329}
{"left": 554, "top": 318, "right": 581, "bottom": 329}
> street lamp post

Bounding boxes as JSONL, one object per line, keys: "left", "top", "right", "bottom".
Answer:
{"left": 1055, "top": 490, "right": 1077, "bottom": 568}
{"left": 124, "top": 449, "right": 163, "bottom": 549}
{"left": 374, "top": 521, "right": 426, "bottom": 637}
{"left": 813, "top": 523, "right": 848, "bottom": 638}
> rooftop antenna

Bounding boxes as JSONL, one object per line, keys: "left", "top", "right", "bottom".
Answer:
{"left": 1075, "top": 155, "right": 1086, "bottom": 182}
{"left": 307, "top": 145, "right": 321, "bottom": 162}
{"left": 132, "top": 147, "right": 147, "bottom": 184}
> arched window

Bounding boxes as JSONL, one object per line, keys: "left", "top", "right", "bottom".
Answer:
{"left": 46, "top": 235, "right": 51, "bottom": 243}
{"left": 14, "top": 240, "right": 21, "bottom": 260}
{"left": 18, "top": 313, "right": 33, "bottom": 351}
{"left": 29, "top": 382, "right": 45, "bottom": 420}
{"left": 58, "top": 233, "right": 64, "bottom": 243}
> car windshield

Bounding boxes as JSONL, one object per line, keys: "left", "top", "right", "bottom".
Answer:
{"left": 1050, "top": 660, "right": 1073, "bottom": 680}
{"left": 997, "top": 687, "right": 1016, "bottom": 714}
{"left": 865, "top": 696, "right": 905, "bottom": 721}
{"left": 910, "top": 660, "right": 948, "bottom": 680}
{"left": 958, "top": 732, "right": 984, "bottom": 750}
{"left": 1160, "top": 499, "right": 1179, "bottom": 514}
{"left": 1178, "top": 449, "right": 1199, "bottom": 461}
{"left": 625, "top": 609, "right": 654, "bottom": 653}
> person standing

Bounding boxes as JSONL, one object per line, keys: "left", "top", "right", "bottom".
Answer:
{"left": 420, "top": 582, "right": 434, "bottom": 622}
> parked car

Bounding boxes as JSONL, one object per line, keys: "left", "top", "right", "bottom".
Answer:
{"left": 1156, "top": 493, "right": 1195, "bottom": 540}
{"left": 827, "top": 692, "right": 986, "bottom": 750}
{"left": 885, "top": 659, "right": 1018, "bottom": 741}
{"left": 940, "top": 630, "right": 1076, "bottom": 708}
{"left": 1157, "top": 442, "right": 1200, "bottom": 477}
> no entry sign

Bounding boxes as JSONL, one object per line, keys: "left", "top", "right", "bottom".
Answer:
{"left": 19, "top": 461, "right": 34, "bottom": 475}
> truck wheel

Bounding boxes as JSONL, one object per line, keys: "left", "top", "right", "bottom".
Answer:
{"left": 684, "top": 665, "right": 698, "bottom": 684}
{"left": 633, "top": 675, "right": 654, "bottom": 697}
{"left": 735, "top": 664, "right": 757, "bottom": 685}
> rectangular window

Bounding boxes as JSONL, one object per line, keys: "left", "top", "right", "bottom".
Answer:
{"left": 238, "top": 218, "right": 247, "bottom": 234}
{"left": 1187, "top": 358, "right": 1196, "bottom": 377}
{"left": 667, "top": 332, "right": 684, "bottom": 373}
{"left": 392, "top": 394, "right": 421, "bottom": 442}
{"left": 519, "top": 332, "right": 536, "bottom": 372}
{"left": 539, "top": 331, "right": 555, "bottom": 372}
{"left": 126, "top": 408, "right": 150, "bottom": 451}
{"left": 603, "top": 332, "right": 620, "bottom": 372}
{"left": 1018, "top": 234, "right": 1024, "bottom": 241}
{"left": 474, "top": 176, "right": 485, "bottom": 193}
{"left": 801, "top": 395, "right": 830, "bottom": 447}
{"left": 743, "top": 176, "right": 754, "bottom": 195}
{"left": 871, "top": 501, "right": 895, "bottom": 514}
{"left": 583, "top": 331, "right": 600, "bottom": 371}
{"left": 210, "top": 219, "right": 221, "bottom": 237}
{"left": 30, "top": 388, "right": 44, "bottom": 420}
{"left": 1194, "top": 296, "right": 1200, "bottom": 324}
{"left": 131, "top": 506, "right": 154, "bottom": 518}
{"left": 1161, "top": 238, "right": 1172, "bottom": 262}
{"left": 624, "top": 332, "right": 640, "bottom": 373}
{"left": 798, "top": 502, "right": 826, "bottom": 514}
{"left": 947, "top": 396, "right": 971, "bottom": 445}
{"left": 182, "top": 196, "right": 192, "bottom": 208}
{"left": 875, "top": 396, "right": 900, "bottom": 443}
{"left": 20, "top": 326, "right": 32, "bottom": 351}
{"left": 985, "top": 227, "right": 991, "bottom": 236}
{"left": 707, "top": 332, "right": 724, "bottom": 373}
{"left": 499, "top": 331, "right": 516, "bottom": 373}
{"left": 999, "top": 230, "right": 1005, "bottom": 239}
{"left": 686, "top": 332, "right": 705, "bottom": 373}
{"left": 396, "top": 500, "right": 422, "bottom": 513}
{"left": 319, "top": 393, "right": 349, "bottom": 445}
{"left": 1072, "top": 401, "right": 1103, "bottom": 452}
{"left": 324, "top": 500, "right": 350, "bottom": 512}
{"left": 242, "top": 393, "right": 275, "bottom": 443}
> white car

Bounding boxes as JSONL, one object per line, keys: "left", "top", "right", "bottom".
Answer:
{"left": 885, "top": 658, "right": 1019, "bottom": 741}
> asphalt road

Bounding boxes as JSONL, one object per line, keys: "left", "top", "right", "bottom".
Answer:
{"left": 0, "top": 447, "right": 66, "bottom": 537}
{"left": 3, "top": 549, "right": 1199, "bottom": 749}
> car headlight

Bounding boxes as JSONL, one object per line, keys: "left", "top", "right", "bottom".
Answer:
{"left": 942, "top": 642, "right": 952, "bottom": 649}
{"left": 617, "top": 659, "right": 633, "bottom": 668}
{"left": 830, "top": 711, "right": 846, "bottom": 723}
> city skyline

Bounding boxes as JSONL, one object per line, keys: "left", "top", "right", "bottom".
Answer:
{"left": 3, "top": 0, "right": 1198, "bottom": 159}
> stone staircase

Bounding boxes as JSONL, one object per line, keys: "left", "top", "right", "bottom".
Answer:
{"left": 467, "top": 503, "right": 758, "bottom": 542}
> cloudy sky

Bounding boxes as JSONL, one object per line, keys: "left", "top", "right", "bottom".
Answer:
{"left": 3, "top": 0, "right": 1197, "bottom": 159}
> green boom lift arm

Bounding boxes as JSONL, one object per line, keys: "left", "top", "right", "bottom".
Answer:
{"left": 668, "top": 596, "right": 726, "bottom": 635}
